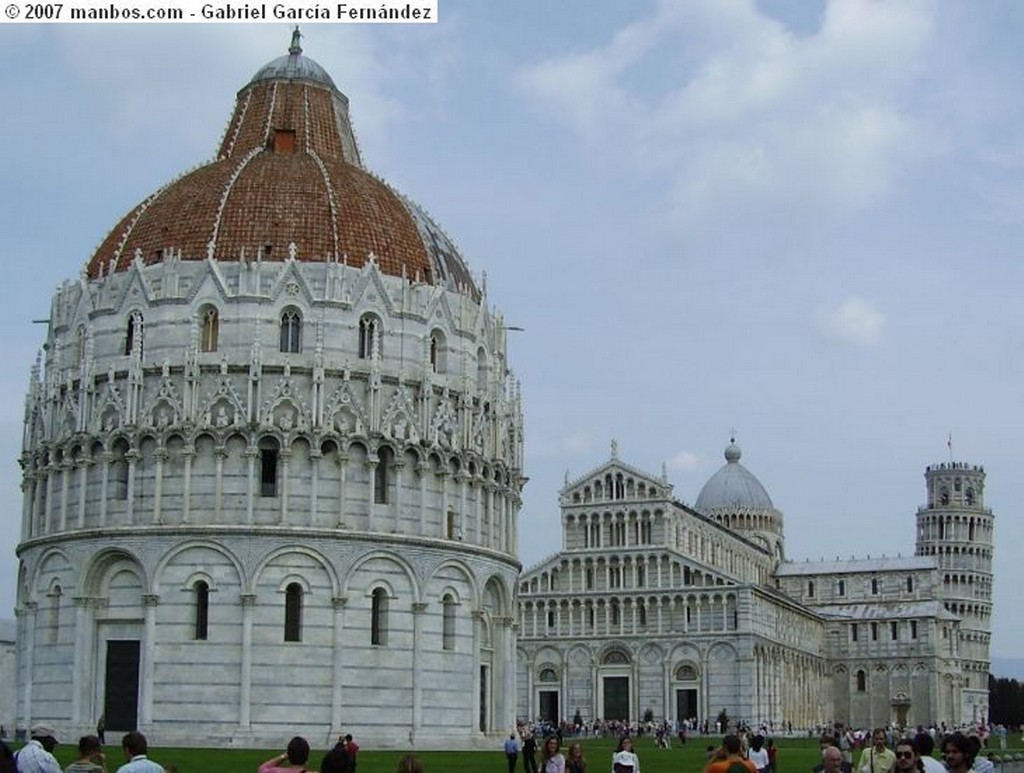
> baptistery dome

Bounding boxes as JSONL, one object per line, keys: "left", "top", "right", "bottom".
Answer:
{"left": 86, "top": 30, "right": 478, "bottom": 301}
{"left": 16, "top": 34, "right": 521, "bottom": 749}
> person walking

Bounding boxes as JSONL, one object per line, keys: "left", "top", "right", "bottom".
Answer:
{"left": 505, "top": 734, "right": 520, "bottom": 773}
{"left": 857, "top": 730, "right": 896, "bottom": 773}
{"left": 523, "top": 734, "right": 539, "bottom": 773}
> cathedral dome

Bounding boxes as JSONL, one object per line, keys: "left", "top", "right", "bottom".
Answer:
{"left": 695, "top": 440, "right": 774, "bottom": 512}
{"left": 85, "top": 31, "right": 478, "bottom": 301}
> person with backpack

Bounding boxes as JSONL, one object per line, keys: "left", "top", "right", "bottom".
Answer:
{"left": 703, "top": 734, "right": 757, "bottom": 773}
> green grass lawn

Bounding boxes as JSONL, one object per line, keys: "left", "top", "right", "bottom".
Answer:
{"left": 25, "top": 735, "right": 1024, "bottom": 773}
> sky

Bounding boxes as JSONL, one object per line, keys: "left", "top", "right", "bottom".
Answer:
{"left": 1, "top": 2, "right": 1023, "bottom": 668}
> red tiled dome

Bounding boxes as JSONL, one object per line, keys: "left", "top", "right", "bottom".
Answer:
{"left": 86, "top": 36, "right": 478, "bottom": 300}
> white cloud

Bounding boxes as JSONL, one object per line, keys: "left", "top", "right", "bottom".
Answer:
{"left": 516, "top": 0, "right": 943, "bottom": 220}
{"left": 816, "top": 296, "right": 886, "bottom": 346}
{"left": 666, "top": 450, "right": 703, "bottom": 472}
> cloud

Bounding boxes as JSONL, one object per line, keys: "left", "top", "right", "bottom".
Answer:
{"left": 666, "top": 450, "right": 703, "bottom": 472}
{"left": 515, "top": 0, "right": 943, "bottom": 221}
{"left": 816, "top": 296, "right": 886, "bottom": 346}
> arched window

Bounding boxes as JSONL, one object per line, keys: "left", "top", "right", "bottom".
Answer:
{"left": 47, "top": 584, "right": 62, "bottom": 645}
{"left": 838, "top": 579, "right": 846, "bottom": 596}
{"left": 807, "top": 580, "right": 815, "bottom": 598}
{"left": 359, "top": 314, "right": 381, "bottom": 359}
{"left": 429, "top": 329, "right": 446, "bottom": 373}
{"left": 200, "top": 306, "right": 219, "bottom": 353}
{"left": 446, "top": 509, "right": 457, "bottom": 540}
{"left": 907, "top": 576, "right": 914, "bottom": 593}
{"left": 476, "top": 347, "right": 488, "bottom": 390}
{"left": 371, "top": 587, "right": 388, "bottom": 646}
{"left": 259, "top": 438, "right": 279, "bottom": 497}
{"left": 194, "top": 581, "right": 210, "bottom": 640}
{"left": 284, "top": 582, "right": 303, "bottom": 642}
{"left": 374, "top": 447, "right": 391, "bottom": 505}
{"left": 280, "top": 308, "right": 302, "bottom": 353}
{"left": 125, "top": 312, "right": 144, "bottom": 357}
{"left": 856, "top": 670, "right": 866, "bottom": 692}
{"left": 965, "top": 488, "right": 975, "bottom": 506}
{"left": 75, "top": 326, "right": 87, "bottom": 367}
{"left": 442, "top": 594, "right": 456, "bottom": 651}
{"left": 110, "top": 441, "right": 129, "bottom": 500}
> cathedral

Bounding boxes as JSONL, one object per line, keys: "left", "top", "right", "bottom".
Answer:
{"left": 515, "top": 441, "right": 993, "bottom": 731}
{"left": 14, "top": 34, "right": 523, "bottom": 747}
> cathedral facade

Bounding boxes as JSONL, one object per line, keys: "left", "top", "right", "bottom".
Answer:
{"left": 15, "top": 36, "right": 523, "bottom": 748}
{"left": 516, "top": 443, "right": 992, "bottom": 731}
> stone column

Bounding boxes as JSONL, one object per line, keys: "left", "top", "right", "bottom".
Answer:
{"left": 125, "top": 449, "right": 139, "bottom": 525}
{"left": 181, "top": 445, "right": 194, "bottom": 524}
{"left": 239, "top": 593, "right": 256, "bottom": 729}
{"left": 214, "top": 445, "right": 226, "bottom": 520}
{"left": 662, "top": 654, "right": 672, "bottom": 725}
{"left": 153, "top": 449, "right": 167, "bottom": 524}
{"left": 310, "top": 447, "right": 321, "bottom": 527}
{"left": 59, "top": 460, "right": 71, "bottom": 532}
{"left": 366, "top": 458, "right": 379, "bottom": 532}
{"left": 330, "top": 595, "right": 348, "bottom": 735}
{"left": 100, "top": 452, "right": 112, "bottom": 528}
{"left": 471, "top": 609, "right": 484, "bottom": 733}
{"left": 337, "top": 452, "right": 349, "bottom": 528}
{"left": 417, "top": 460, "right": 429, "bottom": 536}
{"left": 244, "top": 447, "right": 257, "bottom": 526}
{"left": 411, "top": 601, "right": 428, "bottom": 741}
{"left": 71, "top": 597, "right": 91, "bottom": 724}
{"left": 77, "top": 457, "right": 90, "bottom": 529}
{"left": 43, "top": 461, "right": 54, "bottom": 534}
{"left": 279, "top": 447, "right": 292, "bottom": 523}
{"left": 140, "top": 593, "right": 159, "bottom": 728}
{"left": 20, "top": 602, "right": 38, "bottom": 729}
{"left": 392, "top": 458, "right": 405, "bottom": 533}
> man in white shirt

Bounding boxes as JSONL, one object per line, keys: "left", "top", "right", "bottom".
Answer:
{"left": 115, "top": 731, "right": 164, "bottom": 773}
{"left": 13, "top": 725, "right": 62, "bottom": 773}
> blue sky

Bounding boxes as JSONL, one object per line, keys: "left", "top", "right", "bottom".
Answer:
{"left": 2, "top": 2, "right": 1023, "bottom": 667}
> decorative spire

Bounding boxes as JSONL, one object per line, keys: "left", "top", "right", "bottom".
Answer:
{"left": 289, "top": 26, "right": 303, "bottom": 56}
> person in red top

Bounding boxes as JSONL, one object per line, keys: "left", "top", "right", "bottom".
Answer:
{"left": 344, "top": 735, "right": 359, "bottom": 772}
{"left": 704, "top": 735, "right": 757, "bottom": 773}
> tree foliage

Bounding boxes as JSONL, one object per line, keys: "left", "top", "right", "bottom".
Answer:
{"left": 989, "top": 673, "right": 1023, "bottom": 726}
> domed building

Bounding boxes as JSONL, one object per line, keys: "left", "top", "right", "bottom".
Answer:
{"left": 695, "top": 439, "right": 784, "bottom": 564}
{"left": 516, "top": 441, "right": 993, "bottom": 731}
{"left": 15, "top": 32, "right": 523, "bottom": 747}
